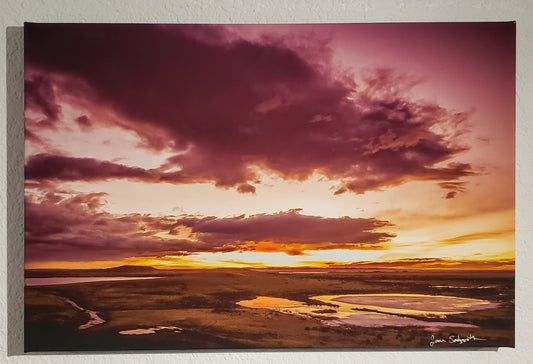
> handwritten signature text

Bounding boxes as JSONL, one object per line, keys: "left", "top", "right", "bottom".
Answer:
{"left": 430, "top": 334, "right": 487, "bottom": 347}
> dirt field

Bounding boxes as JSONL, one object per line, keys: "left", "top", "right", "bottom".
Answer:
{"left": 24, "top": 268, "right": 514, "bottom": 351}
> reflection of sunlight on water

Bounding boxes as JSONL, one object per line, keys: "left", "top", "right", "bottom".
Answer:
{"left": 64, "top": 298, "right": 106, "bottom": 330}
{"left": 238, "top": 296, "right": 309, "bottom": 309}
{"left": 432, "top": 285, "right": 496, "bottom": 289}
{"left": 119, "top": 326, "right": 183, "bottom": 335}
{"left": 79, "top": 310, "right": 106, "bottom": 330}
{"left": 237, "top": 296, "right": 337, "bottom": 319}
{"left": 237, "top": 294, "right": 491, "bottom": 330}
{"left": 315, "top": 293, "right": 498, "bottom": 318}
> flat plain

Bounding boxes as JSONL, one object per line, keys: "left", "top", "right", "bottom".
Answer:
{"left": 24, "top": 267, "right": 514, "bottom": 351}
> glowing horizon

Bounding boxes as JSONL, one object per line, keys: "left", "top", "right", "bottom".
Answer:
{"left": 24, "top": 256, "right": 515, "bottom": 271}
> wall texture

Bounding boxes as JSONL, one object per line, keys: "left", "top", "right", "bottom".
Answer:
{"left": 2, "top": 1, "right": 532, "bottom": 363}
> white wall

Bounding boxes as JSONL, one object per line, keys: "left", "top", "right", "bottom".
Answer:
{"left": 1, "top": 1, "right": 532, "bottom": 363}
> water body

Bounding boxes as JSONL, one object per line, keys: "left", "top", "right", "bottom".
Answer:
{"left": 315, "top": 293, "right": 498, "bottom": 318}
{"left": 119, "top": 326, "right": 183, "bottom": 335}
{"left": 237, "top": 294, "right": 493, "bottom": 330}
{"left": 64, "top": 298, "right": 106, "bottom": 330}
{"left": 432, "top": 285, "right": 496, "bottom": 289}
{"left": 25, "top": 276, "right": 161, "bottom": 286}
{"left": 277, "top": 272, "right": 325, "bottom": 274}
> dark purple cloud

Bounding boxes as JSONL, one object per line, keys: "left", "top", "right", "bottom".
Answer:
{"left": 25, "top": 128, "right": 42, "bottom": 143}
{"left": 180, "top": 209, "right": 393, "bottom": 250}
{"left": 24, "top": 193, "right": 394, "bottom": 262}
{"left": 24, "top": 74, "right": 60, "bottom": 126}
{"left": 75, "top": 115, "right": 92, "bottom": 130}
{"left": 25, "top": 24, "right": 474, "bottom": 194}
{"left": 236, "top": 183, "right": 256, "bottom": 194}
{"left": 24, "top": 192, "right": 207, "bottom": 262}
{"left": 23, "top": 153, "right": 234, "bottom": 188}
{"left": 25, "top": 153, "right": 162, "bottom": 182}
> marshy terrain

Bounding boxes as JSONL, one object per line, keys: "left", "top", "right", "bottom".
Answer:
{"left": 24, "top": 267, "right": 514, "bottom": 351}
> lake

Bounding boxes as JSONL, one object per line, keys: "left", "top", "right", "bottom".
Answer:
{"left": 237, "top": 293, "right": 496, "bottom": 330}
{"left": 314, "top": 293, "right": 498, "bottom": 317}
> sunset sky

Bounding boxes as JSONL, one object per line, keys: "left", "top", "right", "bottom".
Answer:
{"left": 24, "top": 23, "right": 515, "bottom": 270}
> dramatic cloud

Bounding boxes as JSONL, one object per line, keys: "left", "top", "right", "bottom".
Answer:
{"left": 177, "top": 209, "right": 394, "bottom": 255}
{"left": 25, "top": 24, "right": 474, "bottom": 194}
{"left": 24, "top": 153, "right": 244, "bottom": 188}
{"left": 24, "top": 192, "right": 394, "bottom": 261}
{"left": 25, "top": 154, "right": 163, "bottom": 182}
{"left": 25, "top": 192, "right": 205, "bottom": 262}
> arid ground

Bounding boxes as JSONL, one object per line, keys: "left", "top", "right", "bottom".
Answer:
{"left": 24, "top": 267, "right": 514, "bottom": 351}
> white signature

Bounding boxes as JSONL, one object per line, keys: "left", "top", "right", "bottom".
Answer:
{"left": 430, "top": 334, "right": 487, "bottom": 347}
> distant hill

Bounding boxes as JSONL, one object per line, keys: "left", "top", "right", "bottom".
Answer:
{"left": 25, "top": 265, "right": 174, "bottom": 278}
{"left": 103, "top": 265, "right": 160, "bottom": 273}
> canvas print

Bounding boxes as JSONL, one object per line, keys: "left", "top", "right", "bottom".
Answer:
{"left": 23, "top": 23, "right": 515, "bottom": 351}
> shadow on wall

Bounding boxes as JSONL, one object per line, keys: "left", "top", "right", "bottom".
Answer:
{"left": 6, "top": 26, "right": 25, "bottom": 356}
